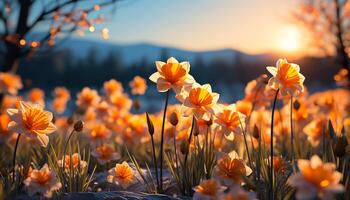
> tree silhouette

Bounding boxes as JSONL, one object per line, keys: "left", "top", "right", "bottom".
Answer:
{"left": 293, "top": 0, "right": 350, "bottom": 80}
{"left": 0, "top": 0, "right": 119, "bottom": 73}
{"left": 159, "top": 48, "right": 169, "bottom": 61}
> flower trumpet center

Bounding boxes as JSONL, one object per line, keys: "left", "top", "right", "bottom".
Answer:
{"left": 189, "top": 88, "right": 213, "bottom": 106}
{"left": 82, "top": 94, "right": 95, "bottom": 105}
{"left": 114, "top": 164, "right": 134, "bottom": 183}
{"left": 33, "top": 171, "right": 51, "bottom": 185}
{"left": 218, "top": 110, "right": 240, "bottom": 128}
{"left": 301, "top": 166, "right": 334, "bottom": 188}
{"left": 22, "top": 108, "right": 50, "bottom": 131}
{"left": 90, "top": 124, "right": 109, "bottom": 138}
{"left": 217, "top": 156, "right": 246, "bottom": 182}
{"left": 63, "top": 154, "right": 79, "bottom": 169}
{"left": 309, "top": 120, "right": 324, "bottom": 137}
{"left": 97, "top": 145, "right": 113, "bottom": 159}
{"left": 277, "top": 63, "right": 301, "bottom": 87}
{"left": 196, "top": 180, "right": 219, "bottom": 196}
{"left": 160, "top": 63, "right": 186, "bottom": 84}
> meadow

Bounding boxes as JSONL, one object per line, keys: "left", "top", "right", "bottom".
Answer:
{"left": 0, "top": 57, "right": 349, "bottom": 200}
{"left": 1, "top": 0, "right": 350, "bottom": 199}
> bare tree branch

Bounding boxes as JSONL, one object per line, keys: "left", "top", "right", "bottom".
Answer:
{"left": 0, "top": 0, "right": 119, "bottom": 72}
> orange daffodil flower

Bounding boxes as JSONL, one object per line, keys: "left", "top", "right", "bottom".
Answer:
{"left": 266, "top": 58, "right": 305, "bottom": 96}
{"left": 0, "top": 113, "right": 11, "bottom": 137}
{"left": 193, "top": 179, "right": 226, "bottom": 200}
{"left": 51, "top": 87, "right": 70, "bottom": 114}
{"left": 23, "top": 164, "right": 62, "bottom": 198}
{"left": 91, "top": 144, "right": 121, "bottom": 164}
{"left": 0, "top": 72, "right": 23, "bottom": 95}
{"left": 87, "top": 123, "right": 111, "bottom": 144}
{"left": 265, "top": 58, "right": 305, "bottom": 196}
{"left": 7, "top": 101, "right": 56, "bottom": 147}
{"left": 53, "top": 87, "right": 70, "bottom": 101}
{"left": 28, "top": 88, "right": 45, "bottom": 106}
{"left": 149, "top": 57, "right": 195, "bottom": 93}
{"left": 288, "top": 155, "right": 344, "bottom": 200}
{"left": 214, "top": 104, "right": 246, "bottom": 139}
{"left": 76, "top": 87, "right": 101, "bottom": 109}
{"left": 104, "top": 79, "right": 123, "bottom": 96}
{"left": 303, "top": 118, "right": 327, "bottom": 147}
{"left": 129, "top": 75, "right": 147, "bottom": 95}
{"left": 149, "top": 56, "right": 221, "bottom": 121}
{"left": 107, "top": 161, "right": 139, "bottom": 189}
{"left": 57, "top": 153, "right": 87, "bottom": 172}
{"left": 220, "top": 185, "right": 257, "bottom": 200}
{"left": 213, "top": 150, "right": 252, "bottom": 185}
{"left": 177, "top": 83, "right": 219, "bottom": 120}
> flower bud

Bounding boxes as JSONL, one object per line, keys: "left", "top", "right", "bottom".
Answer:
{"left": 293, "top": 100, "right": 301, "bottom": 111}
{"left": 67, "top": 116, "right": 74, "bottom": 125}
{"left": 193, "top": 119, "right": 200, "bottom": 136}
{"left": 76, "top": 107, "right": 85, "bottom": 115}
{"left": 133, "top": 99, "right": 141, "bottom": 110}
{"left": 333, "top": 134, "right": 348, "bottom": 157}
{"left": 73, "top": 120, "right": 84, "bottom": 132}
{"left": 258, "top": 74, "right": 269, "bottom": 85}
{"left": 206, "top": 117, "right": 213, "bottom": 126}
{"left": 328, "top": 120, "right": 335, "bottom": 139}
{"left": 51, "top": 114, "right": 56, "bottom": 124}
{"left": 253, "top": 125, "right": 259, "bottom": 139}
{"left": 180, "top": 140, "right": 189, "bottom": 155}
{"left": 146, "top": 113, "right": 154, "bottom": 136}
{"left": 169, "top": 112, "right": 178, "bottom": 126}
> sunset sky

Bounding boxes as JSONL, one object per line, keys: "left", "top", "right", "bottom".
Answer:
{"left": 86, "top": 0, "right": 304, "bottom": 55}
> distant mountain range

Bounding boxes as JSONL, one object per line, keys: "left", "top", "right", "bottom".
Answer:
{"left": 56, "top": 38, "right": 274, "bottom": 66}
{"left": 2, "top": 34, "right": 337, "bottom": 93}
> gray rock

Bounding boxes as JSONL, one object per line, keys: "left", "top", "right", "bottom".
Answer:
{"left": 61, "top": 191, "right": 190, "bottom": 200}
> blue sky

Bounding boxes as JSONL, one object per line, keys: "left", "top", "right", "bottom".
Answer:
{"left": 83, "top": 0, "right": 297, "bottom": 54}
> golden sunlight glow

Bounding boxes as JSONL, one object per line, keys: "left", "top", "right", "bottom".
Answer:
{"left": 278, "top": 26, "right": 301, "bottom": 52}
{"left": 89, "top": 26, "right": 95, "bottom": 32}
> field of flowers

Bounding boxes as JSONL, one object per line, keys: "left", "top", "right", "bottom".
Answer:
{"left": 0, "top": 57, "right": 349, "bottom": 200}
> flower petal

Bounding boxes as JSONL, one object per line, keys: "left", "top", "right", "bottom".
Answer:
{"left": 184, "top": 74, "right": 196, "bottom": 84}
{"left": 228, "top": 150, "right": 239, "bottom": 159}
{"left": 180, "top": 61, "right": 190, "bottom": 73}
{"left": 36, "top": 134, "right": 49, "bottom": 147}
{"left": 193, "top": 108, "right": 207, "bottom": 120}
{"left": 155, "top": 61, "right": 165, "bottom": 72}
{"left": 8, "top": 121, "right": 28, "bottom": 135}
{"left": 276, "top": 58, "right": 287, "bottom": 68}
{"left": 156, "top": 78, "right": 171, "bottom": 92}
{"left": 310, "top": 155, "right": 322, "bottom": 168}
{"left": 7, "top": 108, "right": 18, "bottom": 116}
{"left": 149, "top": 72, "right": 161, "bottom": 83}
{"left": 211, "top": 93, "right": 220, "bottom": 104}
{"left": 20, "top": 101, "right": 31, "bottom": 112}
{"left": 183, "top": 98, "right": 195, "bottom": 108}
{"left": 202, "top": 84, "right": 212, "bottom": 93}
{"left": 266, "top": 66, "right": 278, "bottom": 76}
{"left": 167, "top": 57, "right": 178, "bottom": 64}
{"left": 245, "top": 165, "right": 253, "bottom": 176}
{"left": 224, "top": 132, "right": 235, "bottom": 141}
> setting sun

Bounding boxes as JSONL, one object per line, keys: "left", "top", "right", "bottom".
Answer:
{"left": 279, "top": 26, "right": 301, "bottom": 52}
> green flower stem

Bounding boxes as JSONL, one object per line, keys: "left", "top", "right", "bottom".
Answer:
{"left": 150, "top": 134, "right": 159, "bottom": 192}
{"left": 159, "top": 90, "right": 170, "bottom": 191}
{"left": 270, "top": 88, "right": 279, "bottom": 200}
{"left": 12, "top": 134, "right": 21, "bottom": 182}
{"left": 290, "top": 96, "right": 295, "bottom": 171}
{"left": 62, "top": 129, "right": 76, "bottom": 188}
